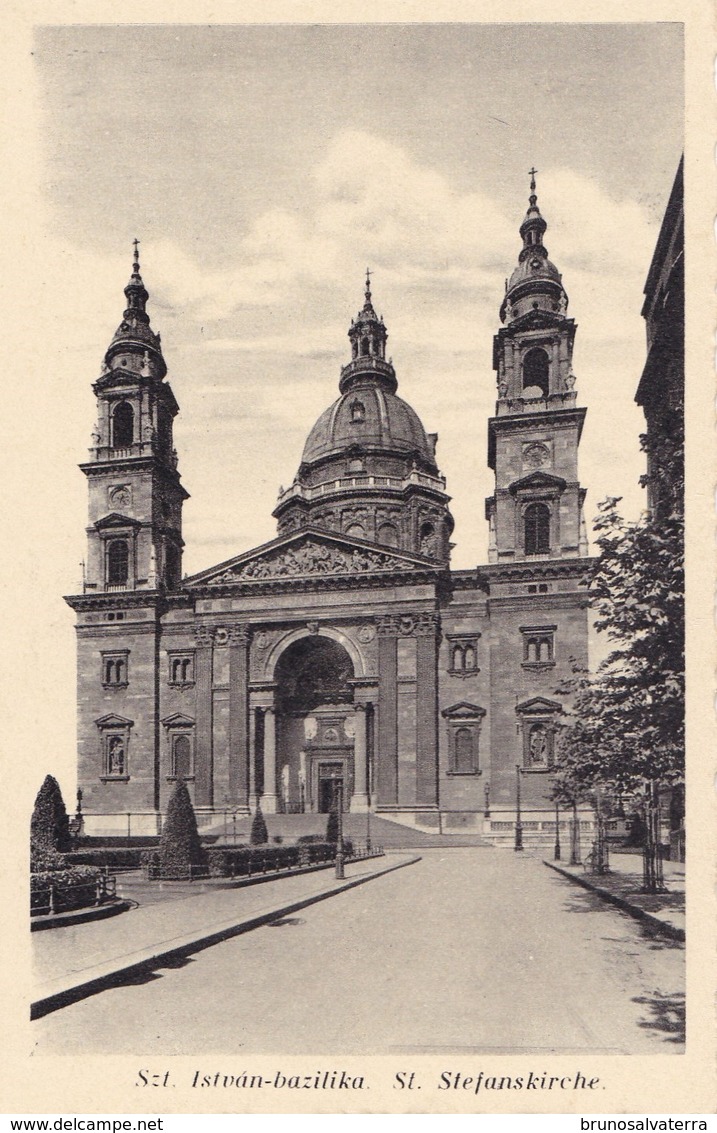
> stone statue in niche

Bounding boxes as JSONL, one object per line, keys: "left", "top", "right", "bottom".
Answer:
{"left": 304, "top": 716, "right": 318, "bottom": 740}
{"left": 565, "top": 369, "right": 576, "bottom": 390}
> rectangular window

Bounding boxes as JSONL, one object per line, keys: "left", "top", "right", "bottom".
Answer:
{"left": 168, "top": 651, "right": 195, "bottom": 685}
{"left": 447, "top": 634, "right": 480, "bottom": 675}
{"left": 520, "top": 626, "right": 556, "bottom": 668}
{"left": 101, "top": 650, "right": 129, "bottom": 687}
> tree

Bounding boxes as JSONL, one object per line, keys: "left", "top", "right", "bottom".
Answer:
{"left": 249, "top": 805, "right": 268, "bottom": 846}
{"left": 554, "top": 428, "right": 684, "bottom": 800}
{"left": 158, "top": 781, "right": 207, "bottom": 879}
{"left": 30, "top": 775, "right": 72, "bottom": 860}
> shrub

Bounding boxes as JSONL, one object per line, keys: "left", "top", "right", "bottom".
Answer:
{"left": 250, "top": 806, "right": 269, "bottom": 846}
{"left": 297, "top": 834, "right": 325, "bottom": 845}
{"left": 31, "top": 775, "right": 72, "bottom": 857}
{"left": 158, "top": 781, "right": 207, "bottom": 879}
{"left": 206, "top": 841, "right": 337, "bottom": 878}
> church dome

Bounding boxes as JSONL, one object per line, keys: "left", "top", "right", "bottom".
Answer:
{"left": 302, "top": 384, "right": 436, "bottom": 468}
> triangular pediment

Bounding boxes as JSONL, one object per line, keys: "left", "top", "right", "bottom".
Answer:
{"left": 95, "top": 512, "right": 142, "bottom": 529}
{"left": 186, "top": 527, "right": 441, "bottom": 588}
{"left": 515, "top": 696, "right": 562, "bottom": 714}
{"left": 509, "top": 471, "right": 566, "bottom": 495}
{"left": 441, "top": 701, "right": 486, "bottom": 719}
{"left": 161, "top": 712, "right": 195, "bottom": 728}
{"left": 511, "top": 309, "right": 564, "bottom": 331}
{"left": 95, "top": 712, "right": 134, "bottom": 728}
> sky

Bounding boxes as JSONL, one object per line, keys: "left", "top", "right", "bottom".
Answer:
{"left": 11, "top": 21, "right": 683, "bottom": 800}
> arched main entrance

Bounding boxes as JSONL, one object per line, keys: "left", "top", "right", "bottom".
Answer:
{"left": 273, "top": 636, "right": 359, "bottom": 813}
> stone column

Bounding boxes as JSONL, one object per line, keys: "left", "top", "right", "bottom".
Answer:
{"left": 415, "top": 612, "right": 440, "bottom": 807}
{"left": 194, "top": 626, "right": 214, "bottom": 808}
{"left": 262, "top": 706, "right": 278, "bottom": 813}
{"left": 228, "top": 625, "right": 250, "bottom": 812}
{"left": 248, "top": 706, "right": 257, "bottom": 805}
{"left": 376, "top": 617, "right": 398, "bottom": 806}
{"left": 351, "top": 703, "right": 369, "bottom": 812}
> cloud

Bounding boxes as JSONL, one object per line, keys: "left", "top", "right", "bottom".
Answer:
{"left": 29, "top": 129, "right": 658, "bottom": 586}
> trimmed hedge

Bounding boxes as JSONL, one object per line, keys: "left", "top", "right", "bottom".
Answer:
{"left": 65, "top": 848, "right": 145, "bottom": 869}
{"left": 158, "top": 781, "right": 207, "bottom": 879}
{"left": 31, "top": 864, "right": 103, "bottom": 915}
{"left": 207, "top": 840, "right": 337, "bottom": 878}
{"left": 31, "top": 774, "right": 72, "bottom": 857}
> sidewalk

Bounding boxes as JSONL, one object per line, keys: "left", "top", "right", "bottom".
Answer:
{"left": 543, "top": 852, "right": 685, "bottom": 941}
{"left": 32, "top": 852, "right": 420, "bottom": 1019}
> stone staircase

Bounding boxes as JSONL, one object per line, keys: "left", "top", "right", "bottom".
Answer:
{"left": 207, "top": 812, "right": 492, "bottom": 849}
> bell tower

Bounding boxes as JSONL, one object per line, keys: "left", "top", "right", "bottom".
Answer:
{"left": 486, "top": 172, "right": 589, "bottom": 563}
{"left": 80, "top": 243, "right": 189, "bottom": 593}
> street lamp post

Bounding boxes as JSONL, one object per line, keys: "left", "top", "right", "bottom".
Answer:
{"left": 335, "top": 782, "right": 345, "bottom": 879}
{"left": 554, "top": 800, "right": 561, "bottom": 861}
{"left": 514, "top": 764, "right": 524, "bottom": 852}
{"left": 569, "top": 800, "right": 581, "bottom": 866}
{"left": 484, "top": 782, "right": 491, "bottom": 818}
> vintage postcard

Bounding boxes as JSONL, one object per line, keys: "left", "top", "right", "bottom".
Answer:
{"left": 2, "top": 1, "right": 714, "bottom": 1119}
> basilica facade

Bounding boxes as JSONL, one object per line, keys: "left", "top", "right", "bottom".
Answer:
{"left": 66, "top": 180, "right": 593, "bottom": 838}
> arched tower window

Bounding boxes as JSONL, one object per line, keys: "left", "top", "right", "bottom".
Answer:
{"left": 360, "top": 336, "right": 370, "bottom": 356}
{"left": 377, "top": 523, "right": 399, "bottom": 548}
{"left": 420, "top": 522, "right": 437, "bottom": 557}
{"left": 524, "top": 503, "right": 550, "bottom": 556}
{"left": 113, "top": 402, "right": 134, "bottom": 448}
{"left": 107, "top": 539, "right": 129, "bottom": 585}
{"left": 522, "top": 348, "right": 550, "bottom": 398}
{"left": 172, "top": 735, "right": 192, "bottom": 779}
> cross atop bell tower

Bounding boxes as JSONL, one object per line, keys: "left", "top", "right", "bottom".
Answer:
{"left": 79, "top": 247, "right": 189, "bottom": 593}
{"left": 486, "top": 180, "right": 589, "bottom": 562}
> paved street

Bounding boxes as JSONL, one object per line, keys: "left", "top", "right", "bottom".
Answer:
{"left": 32, "top": 849, "right": 684, "bottom": 1056}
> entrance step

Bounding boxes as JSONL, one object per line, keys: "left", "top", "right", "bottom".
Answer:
{"left": 208, "top": 812, "right": 491, "bottom": 849}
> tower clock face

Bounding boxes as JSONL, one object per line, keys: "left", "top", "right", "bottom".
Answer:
{"left": 108, "top": 484, "right": 131, "bottom": 509}
{"left": 523, "top": 442, "right": 551, "bottom": 469}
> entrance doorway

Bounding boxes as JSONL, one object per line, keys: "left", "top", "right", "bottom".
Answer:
{"left": 318, "top": 763, "right": 345, "bottom": 812}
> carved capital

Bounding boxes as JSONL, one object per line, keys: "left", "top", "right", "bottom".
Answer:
{"left": 194, "top": 625, "right": 214, "bottom": 648}
{"left": 228, "top": 625, "right": 251, "bottom": 645}
{"left": 377, "top": 611, "right": 440, "bottom": 638}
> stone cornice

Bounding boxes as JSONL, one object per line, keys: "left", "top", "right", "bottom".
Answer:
{"left": 483, "top": 557, "right": 596, "bottom": 584}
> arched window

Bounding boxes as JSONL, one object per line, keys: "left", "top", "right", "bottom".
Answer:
{"left": 173, "top": 735, "right": 192, "bottom": 779}
{"left": 522, "top": 348, "right": 550, "bottom": 397}
{"left": 113, "top": 402, "right": 134, "bottom": 448}
{"left": 420, "top": 521, "right": 437, "bottom": 557}
{"left": 360, "top": 337, "right": 370, "bottom": 356}
{"left": 345, "top": 523, "right": 366, "bottom": 540}
{"left": 350, "top": 400, "right": 365, "bottom": 422}
{"left": 464, "top": 645, "right": 476, "bottom": 670}
{"left": 452, "top": 645, "right": 464, "bottom": 671}
{"left": 377, "top": 523, "right": 399, "bottom": 548}
{"left": 107, "top": 540, "right": 129, "bottom": 585}
{"left": 454, "top": 728, "right": 475, "bottom": 774}
{"left": 524, "top": 503, "right": 550, "bottom": 555}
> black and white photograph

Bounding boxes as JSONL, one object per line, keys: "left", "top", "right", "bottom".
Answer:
{"left": 4, "top": 8, "right": 714, "bottom": 1120}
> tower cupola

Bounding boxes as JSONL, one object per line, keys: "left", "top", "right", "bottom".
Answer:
{"left": 340, "top": 269, "right": 397, "bottom": 395}
{"left": 104, "top": 240, "right": 167, "bottom": 381}
{"left": 500, "top": 171, "right": 568, "bottom": 327}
